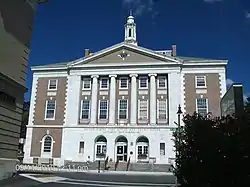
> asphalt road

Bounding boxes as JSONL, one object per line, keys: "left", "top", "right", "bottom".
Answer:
{"left": 0, "top": 172, "right": 176, "bottom": 187}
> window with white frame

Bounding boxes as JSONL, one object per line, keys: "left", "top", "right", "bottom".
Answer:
{"left": 119, "top": 78, "right": 128, "bottom": 89}
{"left": 138, "top": 100, "right": 148, "bottom": 120}
{"left": 79, "top": 142, "right": 84, "bottom": 153}
{"left": 195, "top": 76, "right": 206, "bottom": 88}
{"left": 45, "top": 100, "right": 56, "bottom": 120}
{"left": 160, "top": 143, "right": 165, "bottom": 156}
{"left": 48, "top": 79, "right": 57, "bottom": 90}
{"left": 43, "top": 136, "right": 52, "bottom": 153}
{"left": 81, "top": 100, "right": 90, "bottom": 119}
{"left": 196, "top": 98, "right": 208, "bottom": 116}
{"left": 82, "top": 78, "right": 91, "bottom": 90}
{"left": 118, "top": 99, "right": 128, "bottom": 119}
{"left": 157, "top": 100, "right": 167, "bottom": 120}
{"left": 139, "top": 77, "right": 148, "bottom": 88}
{"left": 100, "top": 78, "right": 109, "bottom": 89}
{"left": 99, "top": 100, "right": 108, "bottom": 119}
{"left": 158, "top": 76, "right": 167, "bottom": 88}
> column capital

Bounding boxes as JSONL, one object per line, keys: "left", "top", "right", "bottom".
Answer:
{"left": 129, "top": 74, "right": 138, "bottom": 78}
{"left": 91, "top": 75, "right": 99, "bottom": 78}
{"left": 148, "top": 73, "right": 157, "bottom": 77}
{"left": 109, "top": 74, "right": 117, "bottom": 78}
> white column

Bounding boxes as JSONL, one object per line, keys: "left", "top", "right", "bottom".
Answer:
{"left": 108, "top": 74, "right": 117, "bottom": 125}
{"left": 130, "top": 74, "right": 138, "bottom": 125}
{"left": 90, "top": 75, "right": 99, "bottom": 125}
{"left": 149, "top": 74, "right": 157, "bottom": 125}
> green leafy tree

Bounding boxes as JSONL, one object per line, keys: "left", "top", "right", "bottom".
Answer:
{"left": 173, "top": 111, "right": 250, "bottom": 187}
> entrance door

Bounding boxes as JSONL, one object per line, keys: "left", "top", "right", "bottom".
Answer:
{"left": 116, "top": 145, "right": 127, "bottom": 161}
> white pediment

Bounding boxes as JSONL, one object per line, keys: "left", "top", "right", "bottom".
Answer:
{"left": 68, "top": 42, "right": 181, "bottom": 68}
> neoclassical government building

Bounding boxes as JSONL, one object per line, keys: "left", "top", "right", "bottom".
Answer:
{"left": 23, "top": 14, "right": 227, "bottom": 166}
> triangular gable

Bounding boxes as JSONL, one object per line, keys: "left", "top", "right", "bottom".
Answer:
{"left": 69, "top": 42, "right": 181, "bottom": 67}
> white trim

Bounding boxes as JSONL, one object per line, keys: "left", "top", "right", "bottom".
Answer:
{"left": 118, "top": 99, "right": 128, "bottom": 120}
{"left": 69, "top": 42, "right": 181, "bottom": 67}
{"left": 47, "top": 79, "right": 58, "bottom": 91}
{"left": 82, "top": 78, "right": 91, "bottom": 90}
{"left": 98, "top": 100, "right": 109, "bottom": 120}
{"left": 44, "top": 100, "right": 56, "bottom": 120}
{"left": 195, "top": 98, "right": 208, "bottom": 115}
{"left": 157, "top": 76, "right": 167, "bottom": 89}
{"left": 139, "top": 76, "right": 148, "bottom": 89}
{"left": 99, "top": 78, "right": 109, "bottom": 90}
{"left": 80, "top": 100, "right": 90, "bottom": 119}
{"left": 119, "top": 77, "right": 128, "bottom": 89}
{"left": 195, "top": 75, "right": 207, "bottom": 89}
{"left": 26, "top": 125, "right": 172, "bottom": 129}
{"left": 41, "top": 135, "right": 53, "bottom": 158}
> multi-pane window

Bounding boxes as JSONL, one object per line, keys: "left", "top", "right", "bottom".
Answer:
{"left": 120, "top": 78, "right": 128, "bottom": 89}
{"left": 100, "top": 78, "right": 108, "bottom": 89}
{"left": 43, "top": 136, "right": 52, "bottom": 153}
{"left": 158, "top": 100, "right": 167, "bottom": 119}
{"left": 137, "top": 146, "right": 148, "bottom": 155}
{"left": 196, "top": 76, "right": 206, "bottom": 88}
{"left": 119, "top": 99, "right": 128, "bottom": 119}
{"left": 138, "top": 100, "right": 148, "bottom": 120}
{"left": 137, "top": 146, "right": 142, "bottom": 155}
{"left": 82, "top": 78, "right": 91, "bottom": 90}
{"left": 99, "top": 100, "right": 108, "bottom": 119}
{"left": 158, "top": 77, "right": 167, "bottom": 88}
{"left": 45, "top": 100, "right": 56, "bottom": 119}
{"left": 196, "top": 98, "right": 208, "bottom": 116}
{"left": 160, "top": 143, "right": 165, "bottom": 156}
{"left": 139, "top": 77, "right": 148, "bottom": 88}
{"left": 81, "top": 100, "right": 90, "bottom": 119}
{"left": 96, "top": 145, "right": 106, "bottom": 154}
{"left": 48, "top": 79, "right": 57, "bottom": 90}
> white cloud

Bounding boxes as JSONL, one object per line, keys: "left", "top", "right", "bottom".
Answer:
{"left": 246, "top": 12, "right": 250, "bottom": 19}
{"left": 226, "top": 78, "right": 234, "bottom": 86}
{"left": 204, "top": 0, "right": 222, "bottom": 3}
{"left": 122, "top": 0, "right": 158, "bottom": 17}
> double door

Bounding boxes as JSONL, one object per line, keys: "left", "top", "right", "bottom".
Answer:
{"left": 116, "top": 144, "right": 128, "bottom": 161}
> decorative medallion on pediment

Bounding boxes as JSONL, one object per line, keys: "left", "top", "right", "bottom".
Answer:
{"left": 118, "top": 50, "right": 130, "bottom": 60}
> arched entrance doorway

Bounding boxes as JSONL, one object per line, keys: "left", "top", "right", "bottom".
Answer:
{"left": 115, "top": 136, "right": 128, "bottom": 162}
{"left": 94, "top": 135, "right": 107, "bottom": 160}
{"left": 136, "top": 136, "right": 149, "bottom": 162}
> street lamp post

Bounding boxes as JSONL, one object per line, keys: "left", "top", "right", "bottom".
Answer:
{"left": 175, "top": 104, "right": 182, "bottom": 186}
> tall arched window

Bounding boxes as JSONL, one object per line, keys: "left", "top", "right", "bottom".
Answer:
{"left": 43, "top": 136, "right": 52, "bottom": 153}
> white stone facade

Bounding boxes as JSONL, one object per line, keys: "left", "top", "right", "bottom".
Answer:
{"left": 23, "top": 14, "right": 227, "bottom": 166}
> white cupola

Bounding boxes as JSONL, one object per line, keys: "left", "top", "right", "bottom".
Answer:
{"left": 124, "top": 11, "right": 137, "bottom": 46}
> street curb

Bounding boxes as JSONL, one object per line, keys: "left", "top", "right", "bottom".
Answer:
{"left": 94, "top": 170, "right": 174, "bottom": 176}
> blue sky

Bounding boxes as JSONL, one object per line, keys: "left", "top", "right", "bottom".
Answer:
{"left": 25, "top": 0, "right": 250, "bottom": 101}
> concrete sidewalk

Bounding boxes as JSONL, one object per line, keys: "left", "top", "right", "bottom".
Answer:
{"left": 87, "top": 170, "right": 174, "bottom": 176}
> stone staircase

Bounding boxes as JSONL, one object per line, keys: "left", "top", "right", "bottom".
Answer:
{"left": 64, "top": 160, "right": 172, "bottom": 172}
